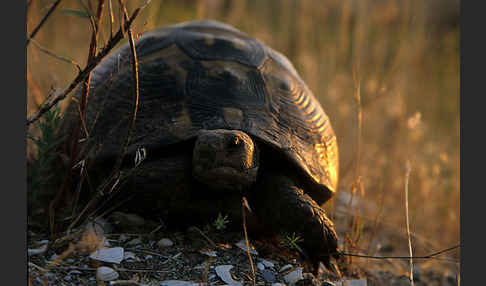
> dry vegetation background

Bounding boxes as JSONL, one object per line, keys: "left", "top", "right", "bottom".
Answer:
{"left": 27, "top": 0, "right": 460, "bottom": 277}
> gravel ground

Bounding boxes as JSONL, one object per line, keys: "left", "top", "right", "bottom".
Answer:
{"left": 27, "top": 214, "right": 459, "bottom": 286}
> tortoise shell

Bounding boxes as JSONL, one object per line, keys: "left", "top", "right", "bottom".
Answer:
{"left": 69, "top": 20, "right": 338, "bottom": 203}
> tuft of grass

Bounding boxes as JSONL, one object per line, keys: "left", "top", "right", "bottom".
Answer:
{"left": 27, "top": 106, "right": 63, "bottom": 214}
{"left": 213, "top": 213, "right": 230, "bottom": 231}
{"left": 279, "top": 232, "right": 304, "bottom": 253}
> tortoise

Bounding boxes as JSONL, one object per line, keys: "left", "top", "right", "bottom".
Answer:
{"left": 63, "top": 20, "right": 339, "bottom": 268}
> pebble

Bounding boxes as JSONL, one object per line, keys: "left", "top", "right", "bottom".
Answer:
{"left": 28, "top": 244, "right": 48, "bottom": 256}
{"left": 123, "top": 251, "right": 139, "bottom": 262}
{"left": 89, "top": 247, "right": 124, "bottom": 264}
{"left": 280, "top": 264, "right": 293, "bottom": 273}
{"left": 257, "top": 262, "right": 265, "bottom": 271}
{"left": 158, "top": 238, "right": 174, "bottom": 248}
{"left": 261, "top": 259, "right": 276, "bottom": 268}
{"left": 234, "top": 240, "right": 258, "bottom": 255}
{"left": 215, "top": 265, "right": 243, "bottom": 286}
{"left": 159, "top": 281, "right": 201, "bottom": 286}
{"left": 322, "top": 282, "right": 336, "bottom": 286}
{"left": 96, "top": 266, "right": 119, "bottom": 281}
{"left": 200, "top": 249, "right": 218, "bottom": 257}
{"left": 126, "top": 237, "right": 143, "bottom": 246}
{"left": 262, "top": 269, "right": 277, "bottom": 283}
{"left": 283, "top": 267, "right": 304, "bottom": 285}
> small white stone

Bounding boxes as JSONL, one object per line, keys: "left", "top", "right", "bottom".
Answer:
{"left": 96, "top": 266, "right": 119, "bottom": 281}
{"left": 280, "top": 264, "right": 293, "bottom": 273}
{"left": 28, "top": 244, "right": 48, "bottom": 256}
{"left": 215, "top": 265, "right": 243, "bottom": 286}
{"left": 123, "top": 251, "right": 139, "bottom": 262}
{"left": 272, "top": 283, "right": 286, "bottom": 286}
{"left": 126, "top": 237, "right": 143, "bottom": 246}
{"left": 158, "top": 238, "right": 174, "bottom": 248}
{"left": 234, "top": 240, "right": 258, "bottom": 255}
{"left": 283, "top": 267, "right": 303, "bottom": 285}
{"left": 200, "top": 249, "right": 218, "bottom": 257}
{"left": 261, "top": 259, "right": 276, "bottom": 268}
{"left": 89, "top": 247, "right": 124, "bottom": 264}
{"left": 257, "top": 262, "right": 265, "bottom": 271}
{"left": 159, "top": 281, "right": 201, "bottom": 286}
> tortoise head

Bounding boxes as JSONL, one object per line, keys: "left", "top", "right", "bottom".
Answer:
{"left": 193, "top": 129, "right": 259, "bottom": 192}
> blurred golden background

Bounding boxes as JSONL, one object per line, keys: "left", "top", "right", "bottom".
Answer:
{"left": 27, "top": 0, "right": 459, "bottom": 274}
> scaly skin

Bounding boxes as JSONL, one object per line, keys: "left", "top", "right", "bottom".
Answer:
{"left": 253, "top": 172, "right": 339, "bottom": 269}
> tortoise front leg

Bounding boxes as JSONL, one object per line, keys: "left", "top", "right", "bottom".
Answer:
{"left": 253, "top": 173, "right": 339, "bottom": 270}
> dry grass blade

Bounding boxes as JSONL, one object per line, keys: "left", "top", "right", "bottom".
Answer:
{"left": 67, "top": 0, "right": 145, "bottom": 227}
{"left": 113, "top": 0, "right": 141, "bottom": 173}
{"left": 108, "top": 0, "right": 115, "bottom": 37}
{"left": 27, "top": 0, "right": 63, "bottom": 46}
{"left": 338, "top": 244, "right": 460, "bottom": 260}
{"left": 241, "top": 197, "right": 256, "bottom": 286}
{"left": 404, "top": 160, "right": 414, "bottom": 286}
{"left": 29, "top": 38, "right": 82, "bottom": 71}
{"left": 49, "top": 0, "right": 106, "bottom": 236}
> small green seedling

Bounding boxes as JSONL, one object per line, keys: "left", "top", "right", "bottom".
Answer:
{"left": 213, "top": 213, "right": 230, "bottom": 230}
{"left": 280, "top": 232, "right": 304, "bottom": 252}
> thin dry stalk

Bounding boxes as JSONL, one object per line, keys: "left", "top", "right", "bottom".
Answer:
{"left": 114, "top": 0, "right": 141, "bottom": 172}
{"left": 344, "top": 68, "right": 363, "bottom": 267}
{"left": 366, "top": 181, "right": 385, "bottom": 256}
{"left": 108, "top": 0, "right": 115, "bottom": 37}
{"left": 27, "top": 0, "right": 63, "bottom": 46}
{"left": 339, "top": 244, "right": 460, "bottom": 260}
{"left": 404, "top": 160, "right": 414, "bottom": 286}
{"left": 29, "top": 38, "right": 82, "bottom": 71}
{"left": 49, "top": 0, "right": 106, "bottom": 236}
{"left": 241, "top": 197, "right": 256, "bottom": 286}
{"left": 66, "top": 0, "right": 150, "bottom": 231}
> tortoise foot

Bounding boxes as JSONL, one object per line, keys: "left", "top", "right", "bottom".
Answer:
{"left": 254, "top": 174, "right": 339, "bottom": 270}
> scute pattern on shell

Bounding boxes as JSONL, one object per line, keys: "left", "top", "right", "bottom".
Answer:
{"left": 65, "top": 20, "right": 338, "bottom": 203}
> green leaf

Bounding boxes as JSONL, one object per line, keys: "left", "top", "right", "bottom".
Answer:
{"left": 60, "top": 9, "right": 91, "bottom": 18}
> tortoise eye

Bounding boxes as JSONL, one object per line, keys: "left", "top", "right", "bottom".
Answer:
{"left": 228, "top": 137, "right": 240, "bottom": 147}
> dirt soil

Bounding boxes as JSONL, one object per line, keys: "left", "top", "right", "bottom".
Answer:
{"left": 27, "top": 213, "right": 459, "bottom": 286}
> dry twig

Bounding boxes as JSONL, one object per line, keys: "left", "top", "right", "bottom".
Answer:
{"left": 27, "top": 0, "right": 63, "bottom": 47}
